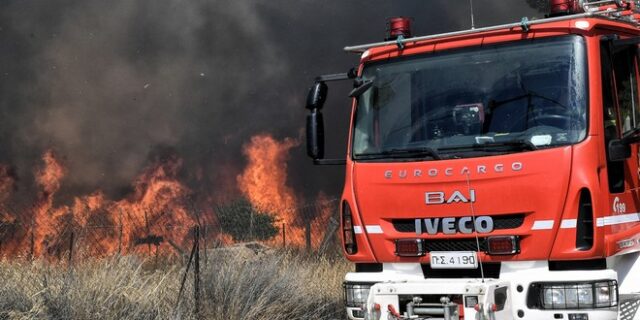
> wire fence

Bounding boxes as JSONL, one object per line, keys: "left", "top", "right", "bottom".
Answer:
{"left": 0, "top": 198, "right": 341, "bottom": 261}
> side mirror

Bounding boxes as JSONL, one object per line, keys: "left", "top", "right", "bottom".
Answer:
{"left": 303, "top": 73, "right": 349, "bottom": 165}
{"left": 306, "top": 82, "right": 328, "bottom": 110}
{"left": 306, "top": 109, "right": 324, "bottom": 159}
{"left": 608, "top": 139, "right": 631, "bottom": 162}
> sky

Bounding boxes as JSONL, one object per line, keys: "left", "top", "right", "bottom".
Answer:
{"left": 0, "top": 0, "right": 544, "bottom": 206}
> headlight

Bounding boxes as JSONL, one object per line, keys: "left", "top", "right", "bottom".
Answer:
{"left": 577, "top": 285, "right": 594, "bottom": 306}
{"left": 543, "top": 287, "right": 566, "bottom": 307}
{"left": 528, "top": 280, "right": 617, "bottom": 310}
{"left": 344, "top": 282, "right": 374, "bottom": 308}
{"left": 595, "top": 281, "right": 617, "bottom": 308}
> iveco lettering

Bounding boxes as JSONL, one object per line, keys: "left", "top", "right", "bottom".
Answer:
{"left": 304, "top": 1, "right": 640, "bottom": 319}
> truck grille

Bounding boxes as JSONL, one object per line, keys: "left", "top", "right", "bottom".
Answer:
{"left": 422, "top": 238, "right": 487, "bottom": 252}
{"left": 392, "top": 214, "right": 525, "bottom": 233}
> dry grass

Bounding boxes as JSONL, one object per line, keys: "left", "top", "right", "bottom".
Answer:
{"left": 0, "top": 246, "right": 352, "bottom": 320}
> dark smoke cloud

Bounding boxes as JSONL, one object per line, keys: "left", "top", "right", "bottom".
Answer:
{"left": 0, "top": 0, "right": 541, "bottom": 205}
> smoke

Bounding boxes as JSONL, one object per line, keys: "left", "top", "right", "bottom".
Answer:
{"left": 0, "top": 0, "right": 541, "bottom": 205}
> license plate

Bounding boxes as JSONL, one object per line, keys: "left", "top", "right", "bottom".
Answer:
{"left": 430, "top": 251, "right": 478, "bottom": 269}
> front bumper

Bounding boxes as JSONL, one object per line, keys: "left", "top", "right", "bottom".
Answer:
{"left": 345, "top": 261, "right": 621, "bottom": 320}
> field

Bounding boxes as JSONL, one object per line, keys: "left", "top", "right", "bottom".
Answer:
{"left": 0, "top": 244, "right": 351, "bottom": 320}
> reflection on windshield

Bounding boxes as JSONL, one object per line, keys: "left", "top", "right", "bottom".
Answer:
{"left": 352, "top": 35, "right": 587, "bottom": 160}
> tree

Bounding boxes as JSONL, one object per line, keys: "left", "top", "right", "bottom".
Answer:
{"left": 215, "top": 198, "right": 278, "bottom": 242}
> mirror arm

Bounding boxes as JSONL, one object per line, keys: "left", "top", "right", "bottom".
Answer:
{"left": 314, "top": 68, "right": 357, "bottom": 82}
{"left": 313, "top": 159, "right": 346, "bottom": 165}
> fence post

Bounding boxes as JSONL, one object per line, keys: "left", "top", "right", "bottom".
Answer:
{"left": 282, "top": 223, "right": 286, "bottom": 248}
{"left": 194, "top": 226, "right": 200, "bottom": 318}
{"left": 118, "top": 209, "right": 123, "bottom": 255}
{"left": 202, "top": 224, "right": 207, "bottom": 266}
{"left": 29, "top": 215, "right": 36, "bottom": 261}
{"left": 175, "top": 227, "right": 198, "bottom": 315}
{"left": 68, "top": 231, "right": 74, "bottom": 265}
{"left": 144, "top": 210, "right": 151, "bottom": 257}
{"left": 305, "top": 221, "right": 311, "bottom": 252}
{"left": 249, "top": 208, "right": 254, "bottom": 241}
{"left": 30, "top": 221, "right": 35, "bottom": 260}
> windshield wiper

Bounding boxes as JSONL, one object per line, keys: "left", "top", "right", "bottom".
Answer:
{"left": 438, "top": 140, "right": 537, "bottom": 152}
{"left": 356, "top": 146, "right": 442, "bottom": 160}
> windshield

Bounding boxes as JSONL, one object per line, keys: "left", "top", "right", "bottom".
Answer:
{"left": 352, "top": 35, "right": 587, "bottom": 160}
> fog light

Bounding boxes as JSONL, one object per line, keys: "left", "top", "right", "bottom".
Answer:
{"left": 344, "top": 282, "right": 374, "bottom": 308}
{"left": 528, "top": 280, "right": 618, "bottom": 310}
{"left": 395, "top": 239, "right": 425, "bottom": 257}
{"left": 486, "top": 236, "right": 519, "bottom": 255}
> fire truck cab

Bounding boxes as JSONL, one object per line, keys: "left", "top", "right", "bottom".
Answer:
{"left": 305, "top": 1, "right": 640, "bottom": 319}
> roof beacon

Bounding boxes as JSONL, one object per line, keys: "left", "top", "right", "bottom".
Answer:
{"left": 385, "top": 17, "right": 412, "bottom": 41}
{"left": 550, "top": 0, "right": 631, "bottom": 16}
{"left": 549, "top": 0, "right": 582, "bottom": 16}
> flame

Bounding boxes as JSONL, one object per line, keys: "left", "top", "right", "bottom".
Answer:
{"left": 32, "top": 150, "right": 68, "bottom": 257}
{"left": 112, "top": 154, "right": 195, "bottom": 255}
{"left": 237, "top": 134, "right": 316, "bottom": 246}
{"left": 0, "top": 132, "right": 334, "bottom": 259}
{"left": 237, "top": 134, "right": 299, "bottom": 220}
{"left": 12, "top": 149, "right": 199, "bottom": 258}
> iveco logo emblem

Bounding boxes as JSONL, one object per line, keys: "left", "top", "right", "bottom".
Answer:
{"left": 415, "top": 216, "right": 494, "bottom": 235}
{"left": 425, "top": 190, "right": 476, "bottom": 205}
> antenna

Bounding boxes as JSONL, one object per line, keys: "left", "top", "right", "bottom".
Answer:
{"left": 469, "top": 0, "right": 476, "bottom": 29}
{"left": 465, "top": 172, "right": 485, "bottom": 283}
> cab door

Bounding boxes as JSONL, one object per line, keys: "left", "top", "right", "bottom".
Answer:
{"left": 601, "top": 37, "right": 640, "bottom": 236}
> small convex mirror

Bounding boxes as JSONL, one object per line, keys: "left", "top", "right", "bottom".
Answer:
{"left": 306, "top": 81, "right": 328, "bottom": 110}
{"left": 608, "top": 139, "right": 631, "bottom": 162}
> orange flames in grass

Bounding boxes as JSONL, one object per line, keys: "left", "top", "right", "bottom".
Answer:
{"left": 237, "top": 134, "right": 333, "bottom": 247}
{"left": 24, "top": 150, "right": 199, "bottom": 257}
{"left": 0, "top": 133, "right": 333, "bottom": 258}
{"left": 237, "top": 134, "right": 301, "bottom": 243}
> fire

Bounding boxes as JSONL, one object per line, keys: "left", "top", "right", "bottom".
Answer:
{"left": 237, "top": 134, "right": 330, "bottom": 247}
{"left": 237, "top": 134, "right": 299, "bottom": 222}
{"left": 32, "top": 150, "right": 68, "bottom": 257}
{"left": 1, "top": 149, "right": 199, "bottom": 258}
{"left": 0, "top": 132, "right": 335, "bottom": 259}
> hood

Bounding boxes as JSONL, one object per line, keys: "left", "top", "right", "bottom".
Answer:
{"left": 352, "top": 146, "right": 572, "bottom": 263}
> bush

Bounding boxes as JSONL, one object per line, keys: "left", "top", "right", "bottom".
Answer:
{"left": 215, "top": 198, "right": 279, "bottom": 242}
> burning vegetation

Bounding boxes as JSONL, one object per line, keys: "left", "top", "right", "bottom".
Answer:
{"left": 0, "top": 134, "right": 335, "bottom": 259}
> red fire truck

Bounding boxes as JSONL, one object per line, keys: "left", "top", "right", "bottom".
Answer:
{"left": 305, "top": 1, "right": 640, "bottom": 319}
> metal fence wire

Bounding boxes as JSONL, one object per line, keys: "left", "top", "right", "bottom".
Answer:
{"left": 0, "top": 198, "right": 340, "bottom": 260}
